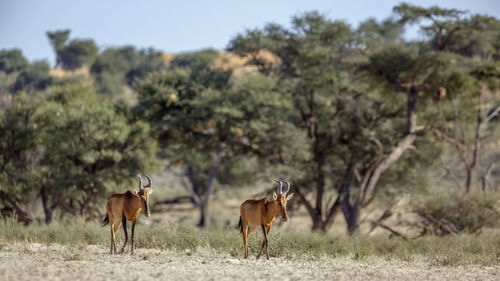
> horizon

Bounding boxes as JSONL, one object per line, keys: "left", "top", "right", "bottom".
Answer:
{"left": 1, "top": 0, "right": 499, "bottom": 66}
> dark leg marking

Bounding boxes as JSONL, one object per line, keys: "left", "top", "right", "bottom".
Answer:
{"left": 120, "top": 214, "right": 128, "bottom": 254}
{"left": 131, "top": 221, "right": 136, "bottom": 255}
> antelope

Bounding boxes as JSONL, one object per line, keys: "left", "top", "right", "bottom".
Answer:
{"left": 238, "top": 179, "right": 293, "bottom": 259}
{"left": 102, "top": 175, "right": 153, "bottom": 254}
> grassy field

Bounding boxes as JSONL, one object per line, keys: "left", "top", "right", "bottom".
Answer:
{"left": 1, "top": 217, "right": 500, "bottom": 267}
{"left": 2, "top": 242, "right": 499, "bottom": 281}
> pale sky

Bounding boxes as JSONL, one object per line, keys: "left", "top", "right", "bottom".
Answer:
{"left": 1, "top": 0, "right": 499, "bottom": 65}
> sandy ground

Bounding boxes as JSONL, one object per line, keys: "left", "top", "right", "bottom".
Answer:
{"left": 0, "top": 243, "right": 498, "bottom": 281}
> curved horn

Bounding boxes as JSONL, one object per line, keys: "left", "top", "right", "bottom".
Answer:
{"left": 144, "top": 175, "right": 152, "bottom": 188}
{"left": 137, "top": 174, "right": 143, "bottom": 189}
{"left": 282, "top": 181, "right": 290, "bottom": 194}
{"left": 273, "top": 179, "right": 283, "bottom": 194}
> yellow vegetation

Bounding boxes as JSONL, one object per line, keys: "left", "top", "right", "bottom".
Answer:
{"left": 161, "top": 53, "right": 176, "bottom": 64}
{"left": 234, "top": 128, "right": 243, "bottom": 137}
{"left": 49, "top": 67, "right": 90, "bottom": 78}
{"left": 167, "top": 93, "right": 178, "bottom": 106}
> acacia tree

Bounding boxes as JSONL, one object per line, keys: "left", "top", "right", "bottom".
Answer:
{"left": 46, "top": 30, "right": 98, "bottom": 70}
{"left": 227, "top": 12, "right": 429, "bottom": 232}
{"left": 393, "top": 4, "right": 500, "bottom": 193}
{"left": 338, "top": 4, "right": 500, "bottom": 231}
{"left": 47, "top": 30, "right": 70, "bottom": 67}
{"left": 0, "top": 49, "right": 28, "bottom": 74}
{"left": 34, "top": 81, "right": 158, "bottom": 222}
{"left": 136, "top": 51, "right": 287, "bottom": 227}
{"left": 0, "top": 93, "right": 38, "bottom": 224}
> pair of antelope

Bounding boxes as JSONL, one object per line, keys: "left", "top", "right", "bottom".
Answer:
{"left": 104, "top": 176, "right": 293, "bottom": 260}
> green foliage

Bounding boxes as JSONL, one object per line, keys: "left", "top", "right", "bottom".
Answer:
{"left": 90, "top": 48, "right": 131, "bottom": 75}
{"left": 125, "top": 48, "right": 166, "bottom": 86}
{"left": 12, "top": 60, "right": 52, "bottom": 92}
{"left": 0, "top": 93, "right": 40, "bottom": 195}
{"left": 0, "top": 49, "right": 28, "bottom": 73}
{"left": 47, "top": 30, "right": 70, "bottom": 53}
{"left": 31, "top": 81, "right": 159, "bottom": 218}
{"left": 394, "top": 3, "right": 500, "bottom": 57}
{"left": 93, "top": 72, "right": 125, "bottom": 96}
{"left": 356, "top": 18, "right": 404, "bottom": 52}
{"left": 59, "top": 39, "right": 98, "bottom": 70}
{"left": 90, "top": 46, "right": 167, "bottom": 95}
{"left": 413, "top": 191, "right": 500, "bottom": 235}
{"left": 170, "top": 49, "right": 219, "bottom": 69}
{"left": 46, "top": 30, "right": 98, "bottom": 70}
{"left": 471, "top": 62, "right": 500, "bottom": 90}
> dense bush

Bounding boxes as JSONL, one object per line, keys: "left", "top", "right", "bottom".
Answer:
{"left": 413, "top": 191, "right": 500, "bottom": 236}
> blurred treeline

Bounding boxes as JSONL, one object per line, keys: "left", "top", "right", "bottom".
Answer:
{"left": 0, "top": 4, "right": 499, "bottom": 234}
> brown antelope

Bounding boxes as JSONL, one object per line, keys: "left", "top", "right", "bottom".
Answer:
{"left": 102, "top": 175, "right": 153, "bottom": 254}
{"left": 238, "top": 179, "right": 293, "bottom": 259}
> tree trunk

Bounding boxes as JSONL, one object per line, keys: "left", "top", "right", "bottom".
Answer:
{"left": 341, "top": 182, "right": 359, "bottom": 234}
{"left": 320, "top": 197, "right": 343, "bottom": 232}
{"left": 197, "top": 204, "right": 208, "bottom": 228}
{"left": 0, "top": 190, "right": 32, "bottom": 225}
{"left": 342, "top": 86, "right": 421, "bottom": 232}
{"left": 41, "top": 188, "right": 53, "bottom": 224}
{"left": 310, "top": 214, "right": 323, "bottom": 231}
{"left": 299, "top": 186, "right": 343, "bottom": 233}
{"left": 407, "top": 87, "right": 418, "bottom": 134}
{"left": 466, "top": 90, "right": 483, "bottom": 193}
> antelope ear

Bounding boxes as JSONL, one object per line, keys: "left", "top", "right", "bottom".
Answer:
{"left": 148, "top": 188, "right": 154, "bottom": 195}
{"left": 286, "top": 193, "right": 294, "bottom": 201}
{"left": 273, "top": 191, "right": 277, "bottom": 201}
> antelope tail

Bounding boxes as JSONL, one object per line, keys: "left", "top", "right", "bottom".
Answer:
{"left": 238, "top": 216, "right": 243, "bottom": 234}
{"left": 102, "top": 213, "right": 110, "bottom": 226}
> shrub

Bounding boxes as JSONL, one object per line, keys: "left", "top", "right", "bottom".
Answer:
{"left": 413, "top": 191, "right": 500, "bottom": 236}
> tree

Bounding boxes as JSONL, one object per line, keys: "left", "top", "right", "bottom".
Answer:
{"left": 0, "top": 93, "right": 39, "bottom": 224}
{"left": 46, "top": 30, "right": 98, "bottom": 70}
{"left": 33, "top": 81, "right": 159, "bottom": 222}
{"left": 59, "top": 39, "right": 98, "bottom": 70}
{"left": 392, "top": 4, "right": 500, "bottom": 193}
{"left": 12, "top": 60, "right": 52, "bottom": 93}
{"left": 0, "top": 49, "right": 28, "bottom": 73}
{"left": 90, "top": 46, "right": 168, "bottom": 95}
{"left": 136, "top": 50, "right": 286, "bottom": 227}
{"left": 125, "top": 48, "right": 166, "bottom": 87}
{"left": 339, "top": 4, "right": 500, "bottom": 232}
{"left": 228, "top": 12, "right": 413, "bottom": 232}
{"left": 47, "top": 30, "right": 71, "bottom": 67}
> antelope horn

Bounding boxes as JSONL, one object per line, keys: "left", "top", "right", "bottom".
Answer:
{"left": 137, "top": 174, "right": 143, "bottom": 190}
{"left": 282, "top": 181, "right": 290, "bottom": 194}
{"left": 273, "top": 179, "right": 283, "bottom": 194}
{"left": 144, "top": 175, "right": 152, "bottom": 188}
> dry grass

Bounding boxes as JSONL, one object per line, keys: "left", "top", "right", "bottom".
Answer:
{"left": 49, "top": 67, "right": 90, "bottom": 78}
{"left": 0, "top": 242, "right": 499, "bottom": 281}
{"left": 0, "top": 217, "right": 499, "bottom": 267}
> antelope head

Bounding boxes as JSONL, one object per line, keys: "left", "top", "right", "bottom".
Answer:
{"left": 272, "top": 179, "right": 293, "bottom": 222}
{"left": 137, "top": 175, "right": 154, "bottom": 217}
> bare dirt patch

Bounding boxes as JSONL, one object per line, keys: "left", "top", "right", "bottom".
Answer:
{"left": 0, "top": 243, "right": 498, "bottom": 281}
